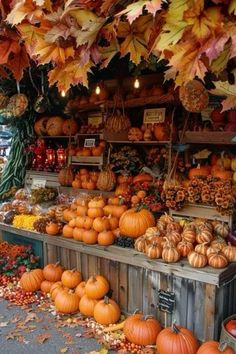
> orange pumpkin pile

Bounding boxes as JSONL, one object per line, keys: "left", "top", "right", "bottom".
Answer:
{"left": 134, "top": 214, "right": 235, "bottom": 269}
{"left": 61, "top": 195, "right": 128, "bottom": 245}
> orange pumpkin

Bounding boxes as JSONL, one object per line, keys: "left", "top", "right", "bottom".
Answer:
{"left": 97, "top": 231, "right": 115, "bottom": 246}
{"left": 93, "top": 217, "right": 111, "bottom": 232}
{"left": 91, "top": 146, "right": 103, "bottom": 156}
{"left": 62, "top": 225, "right": 74, "bottom": 238}
{"left": 188, "top": 164, "right": 210, "bottom": 179}
{"left": 40, "top": 280, "right": 55, "bottom": 293}
{"left": 46, "top": 222, "right": 60, "bottom": 236}
{"left": 83, "top": 230, "right": 98, "bottom": 244}
{"left": 119, "top": 208, "right": 155, "bottom": 238}
{"left": 153, "top": 123, "right": 170, "bottom": 141}
{"left": 79, "top": 294, "right": 98, "bottom": 317}
{"left": 62, "top": 118, "right": 79, "bottom": 135}
{"left": 46, "top": 116, "right": 64, "bottom": 136}
{"left": 34, "top": 116, "right": 49, "bottom": 136}
{"left": 114, "top": 183, "right": 129, "bottom": 196}
{"left": 133, "top": 174, "right": 153, "bottom": 184}
{"left": 73, "top": 227, "right": 84, "bottom": 241}
{"left": 87, "top": 207, "right": 104, "bottom": 219}
{"left": 75, "top": 281, "right": 86, "bottom": 298}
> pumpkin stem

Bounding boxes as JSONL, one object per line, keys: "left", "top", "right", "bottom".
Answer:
{"left": 104, "top": 296, "right": 110, "bottom": 304}
{"left": 55, "top": 261, "right": 61, "bottom": 267}
{"left": 218, "top": 342, "right": 228, "bottom": 352}
{"left": 171, "top": 321, "right": 180, "bottom": 334}
{"left": 143, "top": 315, "right": 154, "bottom": 320}
{"left": 133, "top": 309, "right": 140, "bottom": 315}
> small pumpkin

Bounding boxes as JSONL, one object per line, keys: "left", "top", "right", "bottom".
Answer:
{"left": 61, "top": 269, "right": 82, "bottom": 289}
{"left": 58, "top": 166, "right": 74, "bottom": 186}
{"left": 75, "top": 281, "right": 86, "bottom": 298}
{"left": 145, "top": 242, "right": 162, "bottom": 259}
{"left": 73, "top": 227, "right": 84, "bottom": 241}
{"left": 97, "top": 167, "right": 116, "bottom": 192}
{"left": 213, "top": 222, "right": 230, "bottom": 239}
{"left": 50, "top": 282, "right": 67, "bottom": 301}
{"left": 162, "top": 240, "right": 180, "bottom": 263}
{"left": 55, "top": 289, "right": 80, "bottom": 314}
{"left": 188, "top": 251, "right": 208, "bottom": 268}
{"left": 153, "top": 123, "right": 171, "bottom": 141}
{"left": 93, "top": 217, "right": 110, "bottom": 233}
{"left": 87, "top": 207, "right": 104, "bottom": 219}
{"left": 88, "top": 197, "right": 106, "bottom": 209}
{"left": 119, "top": 208, "right": 155, "bottom": 238}
{"left": 43, "top": 262, "right": 64, "bottom": 282}
{"left": 222, "top": 243, "right": 236, "bottom": 262}
{"left": 20, "top": 269, "right": 45, "bottom": 292}
{"left": 93, "top": 296, "right": 121, "bottom": 325}
{"left": 188, "top": 164, "right": 210, "bottom": 180}
{"left": 156, "top": 322, "right": 199, "bottom": 354}
{"left": 62, "top": 224, "right": 74, "bottom": 238}
{"left": 34, "top": 116, "right": 49, "bottom": 135}
{"left": 79, "top": 294, "right": 98, "bottom": 317}
{"left": 83, "top": 230, "right": 98, "bottom": 244}
{"left": 85, "top": 275, "right": 109, "bottom": 299}
{"left": 114, "top": 183, "right": 129, "bottom": 197}
{"left": 196, "top": 229, "right": 213, "bottom": 244}
{"left": 46, "top": 222, "right": 60, "bottom": 236}
{"left": 8, "top": 93, "right": 28, "bottom": 117}
{"left": 97, "top": 230, "right": 115, "bottom": 246}
{"left": 40, "top": 280, "right": 55, "bottom": 293}
{"left": 62, "top": 118, "right": 79, "bottom": 135}
{"left": 196, "top": 341, "right": 234, "bottom": 354}
{"left": 123, "top": 313, "right": 162, "bottom": 346}
{"left": 128, "top": 127, "right": 143, "bottom": 141}
{"left": 46, "top": 116, "right": 64, "bottom": 136}
{"left": 194, "top": 242, "right": 209, "bottom": 256}
{"left": 177, "top": 240, "right": 194, "bottom": 257}
{"left": 208, "top": 251, "right": 228, "bottom": 268}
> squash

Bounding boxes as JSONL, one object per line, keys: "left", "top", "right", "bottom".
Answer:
{"left": 179, "top": 80, "right": 209, "bottom": 113}
{"left": 34, "top": 116, "right": 49, "bottom": 136}
{"left": 46, "top": 116, "right": 64, "bottom": 136}
{"left": 128, "top": 127, "right": 143, "bottom": 141}
{"left": 119, "top": 208, "right": 155, "bottom": 238}
{"left": 62, "top": 118, "right": 79, "bottom": 135}
{"left": 97, "top": 167, "right": 116, "bottom": 191}
{"left": 58, "top": 166, "right": 74, "bottom": 186}
{"left": 188, "top": 164, "right": 210, "bottom": 179}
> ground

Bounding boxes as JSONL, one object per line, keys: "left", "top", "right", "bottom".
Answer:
{"left": 0, "top": 298, "right": 116, "bottom": 354}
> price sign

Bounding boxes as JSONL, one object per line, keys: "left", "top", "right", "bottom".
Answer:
{"left": 143, "top": 108, "right": 166, "bottom": 124}
{"left": 31, "top": 178, "right": 46, "bottom": 189}
{"left": 84, "top": 138, "right": 96, "bottom": 148}
{"left": 158, "top": 290, "right": 175, "bottom": 313}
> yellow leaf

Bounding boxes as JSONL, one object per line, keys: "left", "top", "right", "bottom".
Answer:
{"left": 210, "top": 42, "right": 231, "bottom": 74}
{"left": 34, "top": 39, "right": 75, "bottom": 64}
{"left": 229, "top": 0, "right": 236, "bottom": 14}
{"left": 211, "top": 80, "right": 236, "bottom": 97}
{"left": 99, "top": 41, "right": 119, "bottom": 68}
{"left": 6, "top": 0, "right": 43, "bottom": 25}
{"left": 17, "top": 24, "right": 45, "bottom": 55}
{"left": 60, "top": 348, "right": 68, "bottom": 353}
{"left": 88, "top": 349, "right": 108, "bottom": 354}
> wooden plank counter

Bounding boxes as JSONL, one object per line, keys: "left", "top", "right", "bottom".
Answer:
{"left": 1, "top": 223, "right": 236, "bottom": 342}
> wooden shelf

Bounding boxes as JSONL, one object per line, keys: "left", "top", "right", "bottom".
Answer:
{"left": 70, "top": 155, "right": 103, "bottom": 166}
{"left": 180, "top": 131, "right": 236, "bottom": 145}
{"left": 107, "top": 140, "right": 171, "bottom": 145}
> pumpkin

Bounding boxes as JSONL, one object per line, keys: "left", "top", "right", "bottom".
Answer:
{"left": 222, "top": 243, "right": 236, "bottom": 262}
{"left": 91, "top": 146, "right": 103, "bottom": 156}
{"left": 145, "top": 226, "right": 163, "bottom": 238}
{"left": 119, "top": 208, "right": 155, "bottom": 238}
{"left": 43, "top": 262, "right": 64, "bottom": 282}
{"left": 156, "top": 322, "right": 199, "bottom": 354}
{"left": 188, "top": 251, "right": 208, "bottom": 268}
{"left": 153, "top": 123, "right": 170, "bottom": 141}
{"left": 62, "top": 118, "right": 79, "bottom": 135}
{"left": 208, "top": 251, "right": 228, "bottom": 268}
{"left": 188, "top": 164, "right": 210, "bottom": 180}
{"left": 162, "top": 240, "right": 180, "bottom": 263}
{"left": 93, "top": 217, "right": 110, "bottom": 232}
{"left": 128, "top": 127, "right": 143, "bottom": 141}
{"left": 40, "top": 280, "right": 55, "bottom": 293}
{"left": 20, "top": 269, "right": 45, "bottom": 292}
{"left": 85, "top": 275, "right": 109, "bottom": 299}
{"left": 93, "top": 296, "right": 121, "bottom": 325}
{"left": 54, "top": 289, "right": 80, "bottom": 314}
{"left": 73, "top": 227, "right": 84, "bottom": 241}
{"left": 177, "top": 240, "right": 194, "bottom": 257}
{"left": 195, "top": 242, "right": 209, "bottom": 256}
{"left": 211, "top": 237, "right": 227, "bottom": 251}
{"left": 216, "top": 152, "right": 232, "bottom": 170}
{"left": 61, "top": 269, "right": 82, "bottom": 288}
{"left": 214, "top": 222, "right": 230, "bottom": 238}
{"left": 108, "top": 215, "right": 119, "bottom": 230}
{"left": 58, "top": 166, "right": 74, "bottom": 186}
{"left": 79, "top": 294, "right": 98, "bottom": 317}
{"left": 46, "top": 222, "right": 60, "bottom": 236}
{"left": 114, "top": 183, "right": 129, "bottom": 196}
{"left": 34, "top": 116, "right": 49, "bottom": 135}
{"left": 132, "top": 174, "right": 153, "bottom": 184}
{"left": 143, "top": 129, "right": 152, "bottom": 141}
{"left": 76, "top": 205, "right": 88, "bottom": 216}
{"left": 87, "top": 207, "right": 104, "bottom": 219}
{"left": 98, "top": 231, "right": 115, "bottom": 246}
{"left": 123, "top": 313, "right": 162, "bottom": 346}
{"left": 75, "top": 281, "right": 86, "bottom": 298}
{"left": 145, "top": 242, "right": 162, "bottom": 259}
{"left": 196, "top": 229, "right": 214, "bottom": 244}
{"left": 50, "top": 282, "right": 67, "bottom": 301}
{"left": 103, "top": 205, "right": 127, "bottom": 218}
{"left": 196, "top": 341, "right": 234, "bottom": 354}
{"left": 179, "top": 80, "right": 209, "bottom": 113}
{"left": 62, "top": 224, "right": 74, "bottom": 238}
{"left": 159, "top": 212, "right": 175, "bottom": 224}
{"left": 88, "top": 197, "right": 106, "bottom": 209}
{"left": 83, "top": 230, "right": 98, "bottom": 244}
{"left": 212, "top": 167, "right": 233, "bottom": 180}
{"left": 8, "top": 93, "right": 28, "bottom": 117}
{"left": 97, "top": 167, "right": 116, "bottom": 191}
{"left": 166, "top": 231, "right": 182, "bottom": 244}
{"left": 46, "top": 116, "right": 64, "bottom": 136}
{"left": 63, "top": 209, "right": 77, "bottom": 222}
{"left": 117, "top": 175, "right": 133, "bottom": 184}
{"left": 135, "top": 236, "right": 147, "bottom": 252}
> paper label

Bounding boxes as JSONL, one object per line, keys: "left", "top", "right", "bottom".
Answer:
{"left": 143, "top": 108, "right": 166, "bottom": 124}
{"left": 84, "top": 138, "right": 96, "bottom": 147}
{"left": 31, "top": 178, "right": 46, "bottom": 189}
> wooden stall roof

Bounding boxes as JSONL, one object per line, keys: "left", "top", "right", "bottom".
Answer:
{"left": 1, "top": 223, "right": 236, "bottom": 287}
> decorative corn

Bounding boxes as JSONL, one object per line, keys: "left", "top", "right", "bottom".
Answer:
{"left": 12, "top": 215, "right": 40, "bottom": 230}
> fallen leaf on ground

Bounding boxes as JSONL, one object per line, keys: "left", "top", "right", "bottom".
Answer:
{"left": 25, "top": 312, "right": 38, "bottom": 323}
{"left": 75, "top": 333, "right": 82, "bottom": 337}
{"left": 88, "top": 349, "right": 108, "bottom": 354}
{"left": 0, "top": 321, "right": 8, "bottom": 327}
{"left": 35, "top": 333, "right": 51, "bottom": 344}
{"left": 11, "top": 315, "right": 21, "bottom": 323}
{"left": 60, "top": 348, "right": 68, "bottom": 353}
{"left": 16, "top": 335, "right": 29, "bottom": 344}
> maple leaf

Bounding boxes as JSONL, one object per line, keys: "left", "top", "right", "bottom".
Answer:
{"left": 36, "top": 333, "right": 51, "bottom": 344}
{"left": 6, "top": 45, "right": 29, "bottom": 81}
{"left": 210, "top": 42, "right": 231, "bottom": 74}
{"left": 6, "top": 0, "right": 43, "bottom": 25}
{"left": 17, "top": 23, "right": 46, "bottom": 56}
{"left": 100, "top": 0, "right": 118, "bottom": 15}
{"left": 229, "top": 0, "right": 236, "bottom": 14}
{"left": 210, "top": 80, "right": 236, "bottom": 111}
{"left": 34, "top": 36, "right": 75, "bottom": 64}
{"left": 118, "top": 15, "right": 152, "bottom": 65}
{"left": 118, "top": 0, "right": 163, "bottom": 24}
{"left": 75, "top": 17, "right": 106, "bottom": 48}
{"left": 204, "top": 31, "right": 230, "bottom": 63}
{"left": 0, "top": 39, "right": 20, "bottom": 65}
{"left": 99, "top": 41, "right": 119, "bottom": 68}
{"left": 184, "top": 3, "right": 223, "bottom": 40}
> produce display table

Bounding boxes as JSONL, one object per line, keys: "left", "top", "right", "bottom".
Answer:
{"left": 1, "top": 223, "right": 236, "bottom": 343}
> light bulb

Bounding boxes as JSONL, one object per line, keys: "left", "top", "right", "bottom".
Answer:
{"left": 61, "top": 90, "right": 66, "bottom": 97}
{"left": 134, "top": 78, "right": 140, "bottom": 89}
{"left": 95, "top": 85, "right": 101, "bottom": 95}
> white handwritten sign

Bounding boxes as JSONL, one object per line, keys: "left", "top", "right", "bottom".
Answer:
{"left": 143, "top": 108, "right": 166, "bottom": 124}
{"left": 31, "top": 178, "right": 46, "bottom": 189}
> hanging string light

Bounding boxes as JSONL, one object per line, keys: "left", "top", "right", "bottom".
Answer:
{"left": 61, "top": 90, "right": 66, "bottom": 97}
{"left": 95, "top": 84, "right": 101, "bottom": 95}
{"left": 134, "top": 78, "right": 140, "bottom": 89}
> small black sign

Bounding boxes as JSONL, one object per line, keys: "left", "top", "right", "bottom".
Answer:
{"left": 158, "top": 289, "right": 175, "bottom": 313}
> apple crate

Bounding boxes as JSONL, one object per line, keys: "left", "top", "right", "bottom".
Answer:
{"left": 220, "top": 314, "right": 236, "bottom": 351}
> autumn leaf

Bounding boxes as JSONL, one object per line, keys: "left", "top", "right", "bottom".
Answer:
{"left": 0, "top": 321, "right": 8, "bottom": 327}
{"left": 204, "top": 32, "right": 230, "bottom": 63}
{"left": 229, "top": 0, "right": 236, "bottom": 14}
{"left": 118, "top": 15, "right": 152, "bottom": 64}
{"left": 118, "top": 0, "right": 163, "bottom": 24}
{"left": 210, "top": 42, "right": 231, "bottom": 74}
{"left": 75, "top": 17, "right": 106, "bottom": 48}
{"left": 6, "top": 45, "right": 29, "bottom": 81}
{"left": 0, "top": 39, "right": 20, "bottom": 65}
{"left": 6, "top": 0, "right": 43, "bottom": 25}
{"left": 100, "top": 0, "right": 118, "bottom": 15}
{"left": 17, "top": 23, "right": 48, "bottom": 56}
{"left": 60, "top": 347, "right": 69, "bottom": 353}
{"left": 89, "top": 348, "right": 108, "bottom": 354}
{"left": 210, "top": 80, "right": 236, "bottom": 111}
{"left": 35, "top": 333, "right": 51, "bottom": 344}
{"left": 34, "top": 36, "right": 75, "bottom": 64}
{"left": 99, "top": 41, "right": 119, "bottom": 68}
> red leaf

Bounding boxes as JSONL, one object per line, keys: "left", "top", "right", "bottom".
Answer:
{"left": 35, "top": 333, "right": 51, "bottom": 344}
{"left": 6, "top": 45, "right": 29, "bottom": 81}
{"left": 0, "top": 39, "right": 20, "bottom": 65}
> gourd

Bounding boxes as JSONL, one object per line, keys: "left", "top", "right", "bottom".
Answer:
{"left": 58, "top": 166, "right": 74, "bottom": 186}
{"left": 123, "top": 313, "right": 162, "bottom": 346}
{"left": 119, "top": 208, "right": 155, "bottom": 238}
{"left": 145, "top": 242, "right": 162, "bottom": 259}
{"left": 43, "top": 262, "right": 64, "bottom": 282}
{"left": 20, "top": 269, "right": 45, "bottom": 292}
{"left": 93, "top": 296, "right": 121, "bottom": 325}
{"left": 128, "top": 127, "right": 143, "bottom": 141}
{"left": 179, "top": 80, "right": 209, "bottom": 113}
{"left": 177, "top": 240, "right": 194, "bottom": 257}
{"left": 208, "top": 251, "right": 228, "bottom": 268}
{"left": 222, "top": 243, "right": 236, "bottom": 262}
{"left": 162, "top": 239, "right": 180, "bottom": 263}
{"left": 97, "top": 231, "right": 115, "bottom": 246}
{"left": 34, "top": 116, "right": 49, "bottom": 135}
{"left": 188, "top": 251, "right": 208, "bottom": 268}
{"left": 54, "top": 289, "right": 80, "bottom": 314}
{"left": 46, "top": 116, "right": 64, "bottom": 136}
{"left": 97, "top": 167, "right": 116, "bottom": 191}
{"left": 156, "top": 322, "right": 199, "bottom": 354}
{"left": 85, "top": 275, "right": 109, "bottom": 299}
{"left": 8, "top": 93, "right": 28, "bottom": 117}
{"left": 61, "top": 269, "right": 82, "bottom": 288}
{"left": 105, "top": 110, "right": 131, "bottom": 132}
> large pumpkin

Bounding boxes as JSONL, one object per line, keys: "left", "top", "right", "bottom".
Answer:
{"left": 97, "top": 167, "right": 116, "bottom": 191}
{"left": 54, "top": 289, "right": 80, "bottom": 314}
{"left": 62, "top": 118, "right": 79, "bottom": 136}
{"left": 20, "top": 269, "right": 45, "bottom": 292}
{"left": 58, "top": 166, "right": 74, "bottom": 186}
{"left": 43, "top": 262, "right": 64, "bottom": 282}
{"left": 34, "top": 116, "right": 49, "bottom": 136}
{"left": 188, "top": 164, "right": 210, "bottom": 179}
{"left": 196, "top": 341, "right": 234, "bottom": 354}
{"left": 85, "top": 275, "right": 109, "bottom": 299}
{"left": 123, "top": 313, "right": 162, "bottom": 346}
{"left": 179, "top": 80, "right": 209, "bottom": 113}
{"left": 46, "top": 116, "right": 64, "bottom": 136}
{"left": 93, "top": 296, "right": 121, "bottom": 325}
{"left": 119, "top": 208, "right": 155, "bottom": 238}
{"left": 156, "top": 323, "right": 199, "bottom": 354}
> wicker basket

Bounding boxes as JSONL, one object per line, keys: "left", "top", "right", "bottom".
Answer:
{"left": 220, "top": 314, "right": 236, "bottom": 351}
